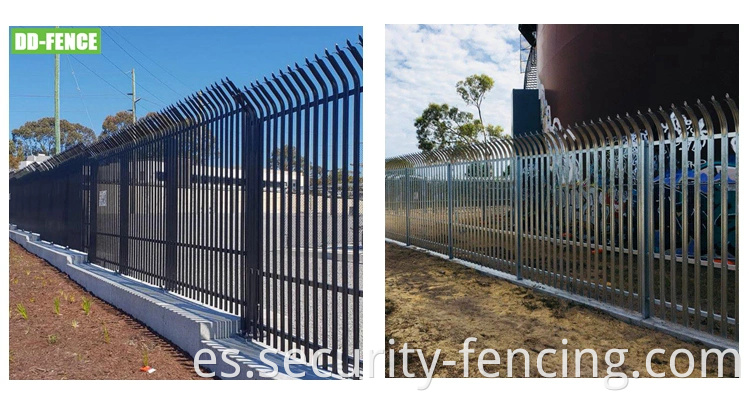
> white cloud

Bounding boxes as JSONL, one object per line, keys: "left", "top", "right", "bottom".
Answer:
{"left": 385, "top": 24, "right": 524, "bottom": 157}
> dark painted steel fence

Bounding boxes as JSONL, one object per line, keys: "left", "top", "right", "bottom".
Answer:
{"left": 386, "top": 96, "right": 738, "bottom": 344}
{"left": 9, "top": 37, "right": 363, "bottom": 376}
{"left": 9, "top": 144, "right": 89, "bottom": 251}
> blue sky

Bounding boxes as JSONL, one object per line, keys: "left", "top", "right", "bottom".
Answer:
{"left": 9, "top": 26, "right": 362, "bottom": 136}
{"left": 386, "top": 25, "right": 524, "bottom": 157}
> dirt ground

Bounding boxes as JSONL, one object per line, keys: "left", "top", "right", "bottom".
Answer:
{"left": 9, "top": 240, "right": 210, "bottom": 380}
{"left": 385, "top": 242, "right": 735, "bottom": 378}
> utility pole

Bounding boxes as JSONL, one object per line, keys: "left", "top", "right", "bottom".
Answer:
{"left": 54, "top": 28, "right": 60, "bottom": 155}
{"left": 128, "top": 69, "right": 140, "bottom": 123}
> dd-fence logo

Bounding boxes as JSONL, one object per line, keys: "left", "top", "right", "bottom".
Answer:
{"left": 12, "top": 28, "right": 101, "bottom": 54}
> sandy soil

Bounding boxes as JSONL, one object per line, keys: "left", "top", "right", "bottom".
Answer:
{"left": 385, "top": 242, "right": 735, "bottom": 378}
{"left": 9, "top": 240, "right": 210, "bottom": 380}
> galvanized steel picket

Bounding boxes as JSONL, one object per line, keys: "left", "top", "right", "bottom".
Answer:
{"left": 385, "top": 96, "right": 738, "bottom": 343}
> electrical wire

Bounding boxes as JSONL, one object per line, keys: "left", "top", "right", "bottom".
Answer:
{"left": 68, "top": 55, "right": 127, "bottom": 96}
{"left": 98, "top": 49, "right": 168, "bottom": 107}
{"left": 101, "top": 27, "right": 184, "bottom": 98}
{"left": 100, "top": 52, "right": 130, "bottom": 75}
{"left": 11, "top": 94, "right": 127, "bottom": 98}
{"left": 108, "top": 26, "right": 194, "bottom": 93}
{"left": 66, "top": 54, "right": 96, "bottom": 132}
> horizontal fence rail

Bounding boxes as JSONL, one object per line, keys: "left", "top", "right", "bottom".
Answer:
{"left": 9, "top": 36, "right": 363, "bottom": 376}
{"left": 386, "top": 96, "right": 738, "bottom": 343}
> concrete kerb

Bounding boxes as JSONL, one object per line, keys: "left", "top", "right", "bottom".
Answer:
{"left": 9, "top": 227, "right": 334, "bottom": 380}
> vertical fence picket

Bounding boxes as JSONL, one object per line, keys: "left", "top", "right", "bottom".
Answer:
{"left": 385, "top": 96, "right": 738, "bottom": 344}
{"left": 10, "top": 38, "right": 364, "bottom": 376}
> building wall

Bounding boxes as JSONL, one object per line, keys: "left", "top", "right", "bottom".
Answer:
{"left": 536, "top": 24, "right": 739, "bottom": 125}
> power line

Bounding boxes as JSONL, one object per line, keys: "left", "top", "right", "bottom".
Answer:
{"left": 11, "top": 109, "right": 91, "bottom": 113}
{"left": 66, "top": 54, "right": 96, "bottom": 131}
{"left": 11, "top": 94, "right": 129, "bottom": 98}
{"left": 68, "top": 54, "right": 166, "bottom": 115}
{"left": 109, "top": 26, "right": 194, "bottom": 93}
{"left": 101, "top": 27, "right": 184, "bottom": 98}
{"left": 96, "top": 49, "right": 167, "bottom": 108}
{"left": 139, "top": 98, "right": 162, "bottom": 107}
{"left": 134, "top": 78, "right": 167, "bottom": 107}
{"left": 69, "top": 55, "right": 127, "bottom": 96}
{"left": 100, "top": 51, "right": 130, "bottom": 75}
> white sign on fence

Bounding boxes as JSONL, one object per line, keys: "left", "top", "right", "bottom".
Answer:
{"left": 98, "top": 190, "right": 107, "bottom": 207}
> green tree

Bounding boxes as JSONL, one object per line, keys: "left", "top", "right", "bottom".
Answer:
{"left": 9, "top": 140, "right": 25, "bottom": 170}
{"left": 100, "top": 110, "right": 135, "bottom": 138}
{"left": 267, "top": 145, "right": 306, "bottom": 172}
{"left": 11, "top": 117, "right": 95, "bottom": 156}
{"left": 456, "top": 74, "right": 498, "bottom": 142}
{"left": 465, "top": 161, "right": 494, "bottom": 178}
{"left": 415, "top": 103, "right": 479, "bottom": 151}
{"left": 485, "top": 124, "right": 507, "bottom": 140}
{"left": 416, "top": 74, "right": 507, "bottom": 152}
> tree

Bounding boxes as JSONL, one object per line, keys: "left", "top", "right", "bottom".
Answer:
{"left": 100, "top": 110, "right": 135, "bottom": 138}
{"left": 415, "top": 103, "right": 479, "bottom": 151}
{"left": 267, "top": 145, "right": 306, "bottom": 172}
{"left": 485, "top": 124, "right": 506, "bottom": 140}
{"left": 415, "top": 74, "right": 508, "bottom": 152}
{"left": 456, "top": 74, "right": 494, "bottom": 141}
{"left": 9, "top": 140, "right": 25, "bottom": 170}
{"left": 11, "top": 117, "right": 96, "bottom": 156}
{"left": 465, "top": 161, "right": 494, "bottom": 178}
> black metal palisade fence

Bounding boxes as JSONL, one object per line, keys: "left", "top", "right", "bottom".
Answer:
{"left": 10, "top": 37, "right": 363, "bottom": 375}
{"left": 386, "top": 96, "right": 738, "bottom": 344}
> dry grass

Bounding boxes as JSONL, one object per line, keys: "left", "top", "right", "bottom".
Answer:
{"left": 385, "top": 242, "right": 735, "bottom": 378}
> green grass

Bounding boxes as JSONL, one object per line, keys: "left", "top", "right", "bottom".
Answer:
{"left": 47, "top": 334, "right": 58, "bottom": 344}
{"left": 16, "top": 304, "right": 28, "bottom": 320}
{"left": 141, "top": 345, "right": 149, "bottom": 367}
{"left": 101, "top": 323, "right": 110, "bottom": 344}
{"left": 81, "top": 298, "right": 91, "bottom": 316}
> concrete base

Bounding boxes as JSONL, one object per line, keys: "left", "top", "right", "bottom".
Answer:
{"left": 10, "top": 227, "right": 335, "bottom": 380}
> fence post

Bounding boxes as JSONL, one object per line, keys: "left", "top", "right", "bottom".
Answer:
{"left": 71, "top": 164, "right": 84, "bottom": 251}
{"left": 484, "top": 162, "right": 489, "bottom": 228}
{"left": 447, "top": 163, "right": 454, "bottom": 259}
{"left": 515, "top": 155, "right": 523, "bottom": 280}
{"left": 637, "top": 137, "right": 652, "bottom": 318}
{"left": 119, "top": 155, "right": 129, "bottom": 275}
{"left": 405, "top": 168, "right": 411, "bottom": 246}
{"left": 88, "top": 161, "right": 98, "bottom": 264}
{"left": 165, "top": 135, "right": 178, "bottom": 290}
{"left": 243, "top": 108, "right": 263, "bottom": 338}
